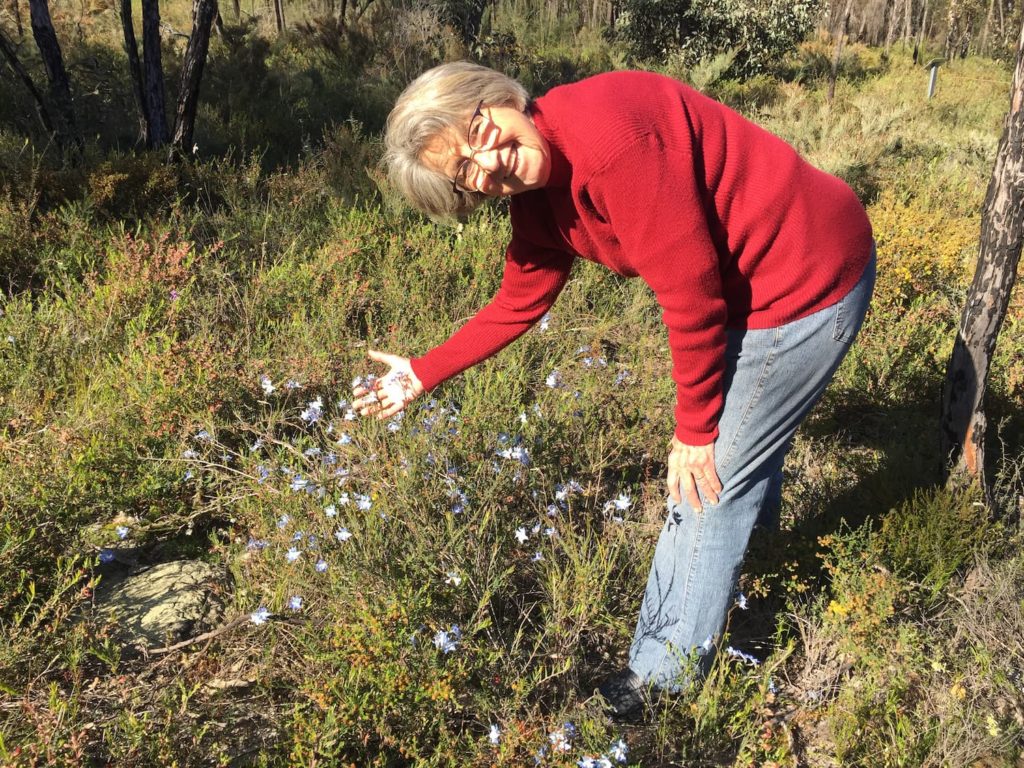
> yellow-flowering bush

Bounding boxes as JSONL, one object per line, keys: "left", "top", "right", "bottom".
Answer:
{"left": 869, "top": 188, "right": 978, "bottom": 307}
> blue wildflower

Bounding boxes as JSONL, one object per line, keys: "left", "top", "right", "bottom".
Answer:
{"left": 610, "top": 739, "right": 628, "bottom": 763}
{"left": 300, "top": 397, "right": 323, "bottom": 424}
{"left": 287, "top": 595, "right": 303, "bottom": 611}
{"left": 285, "top": 547, "right": 301, "bottom": 563}
{"left": 315, "top": 559, "right": 328, "bottom": 573}
{"left": 725, "top": 646, "right": 760, "bottom": 666}
{"left": 99, "top": 549, "right": 115, "bottom": 564}
{"left": 260, "top": 375, "right": 275, "bottom": 395}
{"left": 250, "top": 606, "right": 271, "bottom": 625}
{"left": 488, "top": 724, "right": 501, "bottom": 745}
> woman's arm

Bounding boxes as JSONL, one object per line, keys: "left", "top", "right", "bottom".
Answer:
{"left": 409, "top": 240, "right": 574, "bottom": 391}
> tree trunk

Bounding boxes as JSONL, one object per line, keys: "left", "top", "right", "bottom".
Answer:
{"left": 0, "top": 25, "right": 55, "bottom": 133}
{"left": 829, "top": 0, "right": 854, "bottom": 103}
{"left": 118, "top": 0, "right": 149, "bottom": 146}
{"left": 884, "top": 0, "right": 900, "bottom": 53}
{"left": 273, "top": 0, "right": 285, "bottom": 34}
{"left": 903, "top": 0, "right": 913, "bottom": 44}
{"left": 28, "top": 0, "right": 81, "bottom": 154}
{"left": 170, "top": 0, "right": 217, "bottom": 159}
{"left": 940, "top": 19, "right": 1024, "bottom": 514}
{"left": 8, "top": 0, "right": 23, "bottom": 38}
{"left": 944, "top": 0, "right": 962, "bottom": 60}
{"left": 917, "top": 0, "right": 928, "bottom": 52}
{"left": 141, "top": 0, "right": 170, "bottom": 147}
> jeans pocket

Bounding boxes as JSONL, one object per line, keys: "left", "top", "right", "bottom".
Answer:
{"left": 832, "top": 248, "right": 876, "bottom": 343}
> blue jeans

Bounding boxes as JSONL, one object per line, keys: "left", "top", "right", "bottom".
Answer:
{"left": 628, "top": 249, "right": 876, "bottom": 689}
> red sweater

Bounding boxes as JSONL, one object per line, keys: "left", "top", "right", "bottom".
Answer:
{"left": 411, "top": 71, "right": 873, "bottom": 444}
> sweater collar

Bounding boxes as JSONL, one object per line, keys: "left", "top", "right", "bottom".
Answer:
{"left": 530, "top": 103, "right": 572, "bottom": 189}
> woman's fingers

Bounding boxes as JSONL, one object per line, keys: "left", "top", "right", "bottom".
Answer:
{"left": 667, "top": 464, "right": 681, "bottom": 504}
{"left": 681, "top": 471, "right": 703, "bottom": 514}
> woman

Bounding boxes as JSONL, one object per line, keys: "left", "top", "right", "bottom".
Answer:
{"left": 355, "top": 61, "right": 875, "bottom": 719}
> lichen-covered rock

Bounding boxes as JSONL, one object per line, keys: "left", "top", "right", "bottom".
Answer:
{"left": 97, "top": 559, "right": 226, "bottom": 648}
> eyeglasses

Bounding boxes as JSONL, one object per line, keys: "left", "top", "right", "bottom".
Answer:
{"left": 451, "top": 100, "right": 491, "bottom": 195}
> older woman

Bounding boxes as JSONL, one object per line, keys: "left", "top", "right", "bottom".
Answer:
{"left": 355, "top": 61, "right": 875, "bottom": 719}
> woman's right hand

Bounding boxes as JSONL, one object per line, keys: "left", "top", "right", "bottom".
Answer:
{"left": 352, "top": 350, "right": 425, "bottom": 419}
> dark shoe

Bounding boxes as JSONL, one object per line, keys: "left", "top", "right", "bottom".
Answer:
{"left": 596, "top": 668, "right": 649, "bottom": 723}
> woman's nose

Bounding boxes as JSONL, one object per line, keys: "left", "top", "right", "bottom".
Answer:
{"left": 472, "top": 147, "right": 502, "bottom": 173}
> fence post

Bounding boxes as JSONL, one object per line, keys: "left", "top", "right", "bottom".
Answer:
{"left": 926, "top": 57, "right": 945, "bottom": 98}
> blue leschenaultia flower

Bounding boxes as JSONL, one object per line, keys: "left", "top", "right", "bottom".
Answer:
{"left": 335, "top": 527, "right": 353, "bottom": 542}
{"left": 610, "top": 738, "right": 629, "bottom": 763}
{"left": 545, "top": 369, "right": 563, "bottom": 388}
{"left": 538, "top": 312, "right": 551, "bottom": 331}
{"left": 285, "top": 547, "right": 301, "bottom": 563}
{"left": 433, "top": 625, "right": 462, "bottom": 654}
{"left": 250, "top": 606, "right": 271, "bottom": 625}
{"left": 315, "top": 559, "right": 328, "bottom": 573}
{"left": 736, "top": 592, "right": 749, "bottom": 610}
{"left": 548, "top": 722, "right": 575, "bottom": 752}
{"left": 277, "top": 514, "right": 290, "bottom": 529}
{"left": 287, "top": 595, "right": 303, "bottom": 611}
{"left": 115, "top": 525, "right": 130, "bottom": 540}
{"left": 355, "top": 493, "right": 372, "bottom": 511}
{"left": 98, "top": 549, "right": 115, "bottom": 564}
{"left": 260, "top": 375, "right": 275, "bottom": 395}
{"left": 725, "top": 646, "right": 760, "bottom": 666}
{"left": 300, "top": 397, "right": 323, "bottom": 423}
{"left": 497, "top": 444, "right": 530, "bottom": 466}
{"left": 488, "top": 724, "right": 501, "bottom": 745}
{"left": 614, "top": 369, "right": 631, "bottom": 386}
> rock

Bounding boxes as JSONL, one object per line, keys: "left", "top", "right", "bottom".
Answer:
{"left": 96, "top": 559, "right": 226, "bottom": 649}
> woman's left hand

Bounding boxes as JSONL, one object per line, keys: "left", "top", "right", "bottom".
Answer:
{"left": 667, "top": 436, "right": 722, "bottom": 513}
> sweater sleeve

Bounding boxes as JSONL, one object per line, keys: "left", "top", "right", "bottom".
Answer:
{"left": 410, "top": 237, "right": 574, "bottom": 391}
{"left": 587, "top": 134, "right": 728, "bottom": 444}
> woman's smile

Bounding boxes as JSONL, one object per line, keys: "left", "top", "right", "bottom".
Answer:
{"left": 422, "top": 106, "right": 550, "bottom": 198}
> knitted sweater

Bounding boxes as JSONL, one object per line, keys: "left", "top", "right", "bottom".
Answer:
{"left": 410, "top": 70, "right": 873, "bottom": 444}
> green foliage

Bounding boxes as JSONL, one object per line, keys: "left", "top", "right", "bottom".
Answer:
{"left": 615, "top": 0, "right": 823, "bottom": 76}
{"left": 1, "top": 13, "right": 1023, "bottom": 767}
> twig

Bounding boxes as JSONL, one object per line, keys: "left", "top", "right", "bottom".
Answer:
{"left": 145, "top": 613, "right": 249, "bottom": 656}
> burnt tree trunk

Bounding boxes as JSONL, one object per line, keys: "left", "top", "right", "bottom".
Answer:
{"left": 940, "top": 19, "right": 1024, "bottom": 513}
{"left": 118, "top": 0, "right": 149, "bottom": 146}
{"left": 8, "top": 0, "right": 23, "bottom": 38}
{"left": 0, "top": 25, "right": 54, "bottom": 133}
{"left": 141, "top": 0, "right": 170, "bottom": 147}
{"left": 28, "top": 0, "right": 81, "bottom": 153}
{"left": 170, "top": 0, "right": 217, "bottom": 159}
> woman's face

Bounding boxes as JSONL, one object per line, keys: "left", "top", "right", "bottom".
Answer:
{"left": 421, "top": 104, "right": 551, "bottom": 198}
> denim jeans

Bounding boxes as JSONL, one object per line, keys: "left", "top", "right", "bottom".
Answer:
{"left": 628, "top": 249, "right": 876, "bottom": 689}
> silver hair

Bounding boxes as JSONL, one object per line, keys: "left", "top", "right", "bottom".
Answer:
{"left": 383, "top": 61, "right": 530, "bottom": 219}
